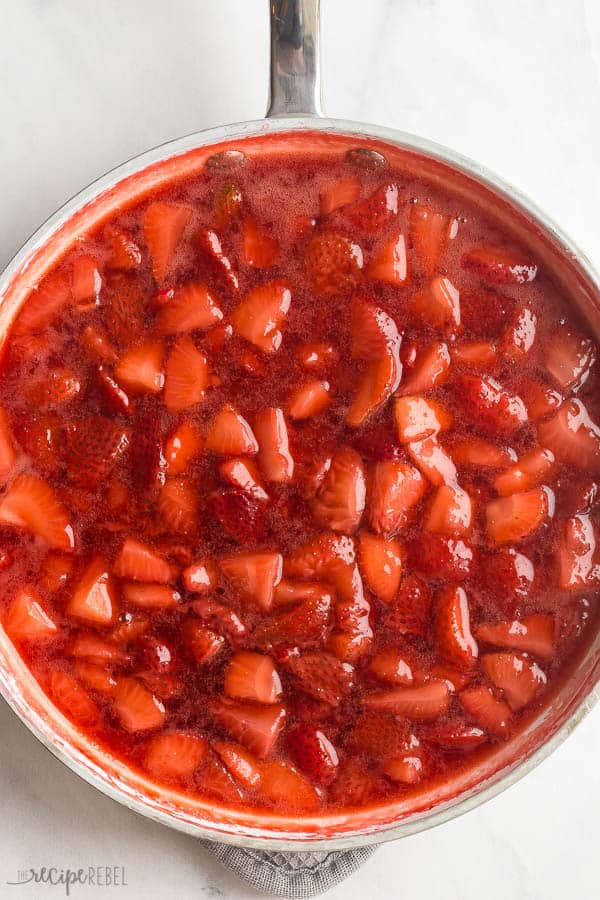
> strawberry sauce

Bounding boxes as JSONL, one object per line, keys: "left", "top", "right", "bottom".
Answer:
{"left": 0, "top": 146, "right": 598, "bottom": 814}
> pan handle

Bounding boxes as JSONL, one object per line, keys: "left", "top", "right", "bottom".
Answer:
{"left": 267, "top": 0, "right": 323, "bottom": 118}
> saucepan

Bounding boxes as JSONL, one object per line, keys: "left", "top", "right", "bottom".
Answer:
{"left": 0, "top": 0, "right": 598, "bottom": 850}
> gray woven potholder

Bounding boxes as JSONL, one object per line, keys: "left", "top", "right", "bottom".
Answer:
{"left": 203, "top": 842, "right": 376, "bottom": 897}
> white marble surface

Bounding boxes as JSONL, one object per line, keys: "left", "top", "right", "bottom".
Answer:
{"left": 1, "top": 0, "right": 600, "bottom": 897}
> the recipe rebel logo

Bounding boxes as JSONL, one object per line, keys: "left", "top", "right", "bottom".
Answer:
{"left": 6, "top": 866, "right": 128, "bottom": 896}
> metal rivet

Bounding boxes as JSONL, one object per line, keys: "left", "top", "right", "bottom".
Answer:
{"left": 205, "top": 150, "right": 247, "bottom": 170}
{"left": 345, "top": 148, "right": 388, "bottom": 169}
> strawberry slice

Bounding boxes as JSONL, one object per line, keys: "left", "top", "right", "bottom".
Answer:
{"left": 163, "top": 336, "right": 209, "bottom": 412}
{"left": 0, "top": 408, "right": 17, "bottom": 482}
{"left": 219, "top": 458, "right": 268, "bottom": 500}
{"left": 367, "top": 232, "right": 409, "bottom": 284}
{"left": 346, "top": 182, "right": 399, "bottom": 232}
{"left": 311, "top": 446, "right": 366, "bottom": 533}
{"left": 231, "top": 280, "right": 291, "bottom": 353}
{"left": 386, "top": 574, "right": 432, "bottom": 637}
{"left": 0, "top": 473, "right": 74, "bottom": 550}
{"left": 165, "top": 421, "right": 203, "bottom": 475}
{"left": 347, "top": 297, "right": 402, "bottom": 426}
{"left": 459, "top": 686, "right": 511, "bottom": 736}
{"left": 481, "top": 652, "right": 547, "bottom": 710}
{"left": 157, "top": 478, "right": 199, "bottom": 533}
{"left": 212, "top": 740, "right": 262, "bottom": 787}
{"left": 383, "top": 755, "right": 423, "bottom": 784}
{"left": 72, "top": 256, "right": 102, "bottom": 307}
{"left": 113, "top": 677, "right": 166, "bottom": 731}
{"left": 13, "top": 273, "right": 71, "bottom": 336}
{"left": 358, "top": 531, "right": 402, "bottom": 603}
{"left": 199, "top": 228, "right": 239, "bottom": 291}
{"left": 350, "top": 714, "right": 410, "bottom": 761}
{"left": 113, "top": 537, "right": 174, "bottom": 583}
{"left": 482, "top": 548, "right": 535, "bottom": 611}
{"left": 68, "top": 634, "right": 129, "bottom": 665}
{"left": 106, "top": 226, "right": 142, "bottom": 270}
{"left": 544, "top": 327, "right": 596, "bottom": 391}
{"left": 462, "top": 245, "right": 538, "bottom": 284}
{"left": 363, "top": 681, "right": 450, "bottom": 719}
{"left": 429, "top": 664, "right": 470, "bottom": 692}
{"left": 183, "top": 619, "right": 226, "bottom": 664}
{"left": 210, "top": 697, "right": 286, "bottom": 757}
{"left": 408, "top": 534, "right": 473, "bottom": 581}
{"left": 518, "top": 378, "right": 562, "bottom": 421}
{"left": 225, "top": 651, "right": 282, "bottom": 704}
{"left": 320, "top": 176, "right": 361, "bottom": 214}
{"left": 434, "top": 586, "right": 478, "bottom": 670}
{"left": 181, "top": 560, "right": 218, "bottom": 594}
{"left": 4, "top": 587, "right": 57, "bottom": 642}
{"left": 253, "top": 593, "right": 332, "bottom": 650}
{"left": 396, "top": 341, "right": 451, "bottom": 396}
{"left": 145, "top": 732, "right": 206, "bottom": 781}
{"left": 285, "top": 651, "right": 354, "bottom": 706}
{"left": 122, "top": 583, "right": 181, "bottom": 609}
{"left": 425, "top": 483, "right": 472, "bottom": 536}
{"left": 14, "top": 413, "right": 62, "bottom": 473}
{"left": 241, "top": 216, "right": 279, "bottom": 267}
{"left": 284, "top": 533, "right": 361, "bottom": 601}
{"left": 394, "top": 396, "right": 451, "bottom": 443}
{"left": 456, "top": 375, "right": 528, "bottom": 436}
{"left": 493, "top": 447, "right": 555, "bottom": 496}
{"left": 477, "top": 614, "right": 555, "bottom": 660}
{"left": 330, "top": 758, "right": 382, "bottom": 806}
{"left": 97, "top": 367, "right": 132, "bottom": 415}
{"left": 452, "top": 340, "right": 498, "bottom": 369}
{"left": 67, "top": 556, "right": 117, "bottom": 626}
{"left": 288, "top": 379, "right": 331, "bottom": 420}
{"left": 155, "top": 282, "right": 223, "bottom": 335}
{"left": 220, "top": 552, "right": 283, "bottom": 611}
{"left": 422, "top": 720, "right": 487, "bottom": 751}
{"left": 500, "top": 306, "right": 537, "bottom": 360}
{"left": 143, "top": 201, "right": 191, "bottom": 283}
{"left": 104, "top": 274, "right": 144, "bottom": 347}
{"left": 449, "top": 438, "right": 515, "bottom": 469}
{"left": 409, "top": 202, "right": 457, "bottom": 275}
{"left": 131, "top": 407, "right": 167, "bottom": 491}
{"left": 538, "top": 399, "right": 600, "bottom": 470}
{"left": 304, "top": 232, "right": 363, "bottom": 296}
{"left": 486, "top": 486, "right": 552, "bottom": 545}
{"left": 49, "top": 670, "right": 101, "bottom": 728}
{"left": 199, "top": 753, "right": 245, "bottom": 801}
{"left": 115, "top": 339, "right": 165, "bottom": 394}
{"left": 407, "top": 436, "right": 457, "bottom": 486}
{"left": 259, "top": 759, "right": 320, "bottom": 810}
{"left": 64, "top": 417, "right": 129, "bottom": 489}
{"left": 82, "top": 325, "right": 118, "bottom": 363}
{"left": 205, "top": 404, "right": 258, "bottom": 455}
{"left": 209, "top": 489, "right": 265, "bottom": 544}
{"left": 411, "top": 276, "right": 460, "bottom": 331}
{"left": 74, "top": 662, "right": 118, "bottom": 696}
{"left": 286, "top": 725, "right": 339, "bottom": 785}
{"left": 369, "top": 648, "right": 414, "bottom": 685}
{"left": 367, "top": 460, "right": 427, "bottom": 536}
{"left": 557, "top": 514, "right": 600, "bottom": 590}
{"left": 254, "top": 407, "right": 294, "bottom": 483}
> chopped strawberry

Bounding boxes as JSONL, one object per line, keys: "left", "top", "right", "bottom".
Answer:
{"left": 459, "top": 685, "right": 511, "bottom": 736}
{"left": 346, "top": 296, "right": 402, "bottom": 426}
{"left": 137, "top": 636, "right": 175, "bottom": 674}
{"left": 486, "top": 486, "right": 552, "bottom": 545}
{"left": 200, "top": 753, "right": 245, "bottom": 802}
{"left": 143, "top": 201, "right": 191, "bottom": 283}
{"left": 394, "top": 396, "right": 451, "bottom": 443}
{"left": 481, "top": 652, "right": 547, "bottom": 711}
{"left": 220, "top": 552, "right": 282, "bottom": 611}
{"left": 358, "top": 531, "right": 403, "bottom": 603}
{"left": 122, "top": 582, "right": 181, "bottom": 609}
{"left": 421, "top": 720, "right": 487, "bottom": 751}
{"left": 409, "top": 202, "right": 457, "bottom": 275}
{"left": 407, "top": 436, "right": 457, "bottom": 486}
{"left": 296, "top": 342, "right": 338, "bottom": 371}
{"left": 383, "top": 755, "right": 423, "bottom": 784}
{"left": 288, "top": 379, "right": 331, "bottom": 420}
{"left": 259, "top": 759, "right": 320, "bottom": 810}
{"left": 210, "top": 697, "right": 286, "bottom": 757}
{"left": 451, "top": 340, "right": 498, "bottom": 369}
{"left": 369, "top": 648, "right": 414, "bottom": 685}
{"left": 330, "top": 758, "right": 380, "bottom": 806}
{"left": 538, "top": 399, "right": 600, "bottom": 471}
{"left": 4, "top": 587, "right": 57, "bottom": 642}
{"left": 205, "top": 404, "right": 258, "bottom": 455}
{"left": 351, "top": 713, "right": 409, "bottom": 761}
{"left": 449, "top": 437, "right": 515, "bottom": 469}
{"left": 67, "top": 556, "right": 117, "bottom": 625}
{"left": 363, "top": 681, "right": 450, "bottom": 719}
{"left": 27, "top": 368, "right": 82, "bottom": 408}
{"left": 320, "top": 176, "right": 361, "bottom": 214}
{"left": 425, "top": 483, "right": 472, "bottom": 536}
{"left": 112, "top": 677, "right": 166, "bottom": 731}
{"left": 64, "top": 417, "right": 129, "bottom": 489}
{"left": 109, "top": 611, "right": 150, "bottom": 644}
{"left": 367, "top": 232, "right": 409, "bottom": 285}
{"left": 482, "top": 548, "right": 535, "bottom": 611}
{"left": 544, "top": 327, "right": 596, "bottom": 391}
{"left": 155, "top": 282, "right": 223, "bottom": 335}
{"left": 68, "top": 633, "right": 129, "bottom": 665}
{"left": 347, "top": 352, "right": 402, "bottom": 427}
{"left": 462, "top": 245, "right": 537, "bottom": 285}
{"left": 254, "top": 408, "right": 295, "bottom": 483}
{"left": 49, "top": 670, "right": 101, "bottom": 728}
{"left": 241, "top": 216, "right": 279, "bottom": 267}
{"left": 477, "top": 613, "right": 554, "bottom": 660}
{"left": 106, "top": 226, "right": 142, "bottom": 270}
{"left": 286, "top": 725, "right": 339, "bottom": 785}
{"left": 97, "top": 367, "right": 132, "bottom": 415}
{"left": 0, "top": 407, "right": 17, "bottom": 481}
{"left": 182, "top": 559, "right": 218, "bottom": 594}
{"left": 429, "top": 664, "right": 470, "bottom": 692}
{"left": 219, "top": 458, "right": 268, "bottom": 500}
{"left": 557, "top": 514, "right": 600, "bottom": 590}
{"left": 199, "top": 228, "right": 239, "bottom": 291}
{"left": 212, "top": 740, "right": 262, "bottom": 787}
{"left": 346, "top": 182, "right": 399, "bottom": 232}
{"left": 214, "top": 182, "right": 244, "bottom": 229}
{"left": 286, "top": 652, "right": 355, "bottom": 708}
{"left": 311, "top": 446, "right": 366, "bottom": 532}
{"left": 493, "top": 447, "right": 555, "bottom": 496}
{"left": 253, "top": 593, "right": 332, "bottom": 650}
{"left": 396, "top": 341, "right": 451, "bottom": 396}
{"left": 13, "top": 273, "right": 71, "bottom": 336}
{"left": 304, "top": 232, "right": 363, "bottom": 296}
{"left": 81, "top": 325, "right": 118, "bottom": 363}
{"left": 0, "top": 473, "right": 74, "bottom": 550}
{"left": 115, "top": 339, "right": 164, "bottom": 394}
{"left": 14, "top": 414, "right": 63, "bottom": 473}
{"left": 209, "top": 489, "right": 265, "bottom": 544}
{"left": 500, "top": 306, "right": 537, "bottom": 360}
{"left": 224, "top": 651, "right": 282, "bottom": 703}
{"left": 74, "top": 662, "right": 118, "bottom": 696}
{"left": 165, "top": 421, "right": 203, "bottom": 475}
{"left": 408, "top": 533, "right": 473, "bottom": 581}
{"left": 456, "top": 375, "right": 528, "bottom": 436}
{"left": 113, "top": 537, "right": 174, "bottom": 583}
{"left": 71, "top": 256, "right": 102, "bottom": 308}
{"left": 39, "top": 552, "right": 75, "bottom": 593}
{"left": 434, "top": 586, "right": 478, "bottom": 670}
{"left": 386, "top": 574, "right": 432, "bottom": 637}
{"left": 163, "top": 336, "right": 209, "bottom": 412}
{"left": 131, "top": 407, "right": 167, "bottom": 491}
{"left": 231, "top": 280, "right": 291, "bottom": 353}
{"left": 183, "top": 619, "right": 226, "bottom": 664}
{"left": 367, "top": 460, "right": 427, "bottom": 536}
{"left": 518, "top": 378, "right": 562, "bottom": 421}
{"left": 145, "top": 732, "right": 206, "bottom": 781}
{"left": 352, "top": 423, "right": 404, "bottom": 461}
{"left": 411, "top": 276, "right": 460, "bottom": 331}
